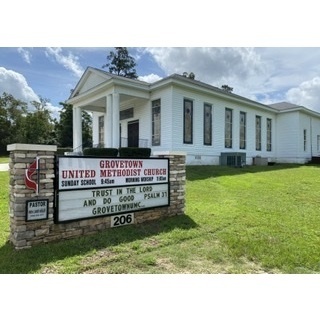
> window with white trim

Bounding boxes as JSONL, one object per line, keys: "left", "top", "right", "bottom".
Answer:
{"left": 239, "top": 111, "right": 246, "bottom": 149}
{"left": 267, "top": 118, "right": 272, "bottom": 151}
{"left": 225, "top": 108, "right": 233, "bottom": 148}
{"left": 204, "top": 103, "right": 212, "bottom": 146}
{"left": 152, "top": 99, "right": 161, "bottom": 146}
{"left": 304, "top": 129, "right": 307, "bottom": 151}
{"left": 184, "top": 99, "right": 193, "bottom": 144}
{"left": 256, "top": 115, "right": 262, "bottom": 151}
{"left": 98, "top": 115, "right": 104, "bottom": 146}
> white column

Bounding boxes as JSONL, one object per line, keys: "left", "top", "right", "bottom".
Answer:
{"left": 105, "top": 94, "right": 113, "bottom": 148}
{"left": 92, "top": 113, "right": 99, "bottom": 146}
{"left": 73, "top": 106, "right": 82, "bottom": 152}
{"left": 112, "top": 93, "right": 120, "bottom": 148}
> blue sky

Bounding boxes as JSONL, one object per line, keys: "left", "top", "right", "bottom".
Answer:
{"left": 2, "top": 0, "right": 320, "bottom": 123}
{"left": 0, "top": 47, "right": 165, "bottom": 115}
{"left": 2, "top": 47, "right": 320, "bottom": 119}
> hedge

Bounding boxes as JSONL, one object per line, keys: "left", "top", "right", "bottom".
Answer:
{"left": 119, "top": 147, "right": 151, "bottom": 158}
{"left": 83, "top": 148, "right": 119, "bottom": 157}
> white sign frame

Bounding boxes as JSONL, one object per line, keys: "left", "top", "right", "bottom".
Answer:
{"left": 57, "top": 156, "right": 169, "bottom": 190}
{"left": 55, "top": 156, "right": 170, "bottom": 223}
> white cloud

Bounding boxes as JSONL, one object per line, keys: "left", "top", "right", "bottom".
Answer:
{"left": 0, "top": 67, "right": 40, "bottom": 103}
{"left": 45, "top": 47, "right": 84, "bottom": 77}
{"left": 146, "top": 47, "right": 263, "bottom": 81}
{"left": 0, "top": 67, "right": 61, "bottom": 118}
{"left": 17, "top": 47, "right": 32, "bottom": 64}
{"left": 45, "top": 102, "right": 62, "bottom": 120}
{"left": 145, "top": 47, "right": 266, "bottom": 99}
{"left": 286, "top": 77, "right": 320, "bottom": 112}
{"left": 138, "top": 73, "right": 162, "bottom": 83}
{"left": 144, "top": 47, "right": 320, "bottom": 111}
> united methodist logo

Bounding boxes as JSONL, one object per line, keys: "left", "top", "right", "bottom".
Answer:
{"left": 25, "top": 157, "right": 39, "bottom": 194}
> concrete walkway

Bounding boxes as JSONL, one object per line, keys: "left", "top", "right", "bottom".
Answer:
{"left": 0, "top": 163, "right": 9, "bottom": 171}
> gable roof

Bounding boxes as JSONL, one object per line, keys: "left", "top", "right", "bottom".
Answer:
{"left": 269, "top": 101, "right": 320, "bottom": 118}
{"left": 151, "top": 73, "right": 276, "bottom": 112}
{"left": 269, "top": 101, "right": 302, "bottom": 111}
{"left": 70, "top": 67, "right": 272, "bottom": 111}
{"left": 68, "top": 67, "right": 320, "bottom": 118}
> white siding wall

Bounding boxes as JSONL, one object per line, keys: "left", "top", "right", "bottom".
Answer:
{"left": 311, "top": 117, "right": 320, "bottom": 157}
{"left": 298, "top": 113, "right": 320, "bottom": 160}
{"left": 149, "top": 86, "right": 174, "bottom": 151}
{"left": 276, "top": 113, "right": 301, "bottom": 163}
{"left": 275, "top": 112, "right": 320, "bottom": 163}
{"left": 89, "top": 81, "right": 320, "bottom": 165}
{"left": 167, "top": 86, "right": 277, "bottom": 165}
{"left": 299, "top": 113, "right": 311, "bottom": 161}
{"left": 119, "top": 100, "right": 151, "bottom": 145}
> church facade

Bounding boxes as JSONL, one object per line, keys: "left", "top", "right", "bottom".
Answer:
{"left": 67, "top": 67, "right": 320, "bottom": 165}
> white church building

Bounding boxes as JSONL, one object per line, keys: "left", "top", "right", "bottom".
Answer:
{"left": 67, "top": 67, "right": 320, "bottom": 165}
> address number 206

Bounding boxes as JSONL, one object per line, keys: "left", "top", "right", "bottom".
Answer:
{"left": 111, "top": 213, "right": 134, "bottom": 228}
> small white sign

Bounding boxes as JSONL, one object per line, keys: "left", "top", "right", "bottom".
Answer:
{"left": 26, "top": 199, "right": 48, "bottom": 221}
{"left": 111, "top": 213, "right": 134, "bottom": 228}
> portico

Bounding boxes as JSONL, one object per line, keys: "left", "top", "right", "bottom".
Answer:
{"left": 68, "top": 67, "right": 150, "bottom": 153}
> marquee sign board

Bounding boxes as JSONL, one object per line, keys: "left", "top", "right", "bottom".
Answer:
{"left": 55, "top": 156, "right": 169, "bottom": 223}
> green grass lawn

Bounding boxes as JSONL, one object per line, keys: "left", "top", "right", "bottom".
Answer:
{"left": 0, "top": 164, "right": 320, "bottom": 274}
{"left": 0, "top": 156, "right": 9, "bottom": 164}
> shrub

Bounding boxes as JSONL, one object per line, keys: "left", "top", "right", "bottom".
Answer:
{"left": 83, "top": 148, "right": 118, "bottom": 157}
{"left": 119, "top": 147, "right": 151, "bottom": 158}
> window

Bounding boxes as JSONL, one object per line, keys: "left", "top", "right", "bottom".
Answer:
{"left": 266, "top": 118, "right": 272, "bottom": 151}
{"left": 184, "top": 99, "right": 193, "bottom": 144}
{"left": 152, "top": 99, "right": 161, "bottom": 146}
{"left": 204, "top": 103, "right": 212, "bottom": 145}
{"left": 304, "top": 129, "right": 307, "bottom": 151}
{"left": 239, "top": 111, "right": 246, "bottom": 149}
{"left": 98, "top": 115, "right": 104, "bottom": 146}
{"left": 317, "top": 135, "right": 320, "bottom": 152}
{"left": 256, "top": 115, "right": 262, "bottom": 151}
{"left": 225, "top": 108, "right": 233, "bottom": 148}
{"left": 120, "top": 108, "right": 134, "bottom": 120}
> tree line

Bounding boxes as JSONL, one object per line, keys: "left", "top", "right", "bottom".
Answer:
{"left": 0, "top": 93, "right": 92, "bottom": 155}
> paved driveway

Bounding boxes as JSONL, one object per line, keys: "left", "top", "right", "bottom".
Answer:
{"left": 0, "top": 163, "right": 9, "bottom": 171}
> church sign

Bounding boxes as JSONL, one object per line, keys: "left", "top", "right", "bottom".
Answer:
{"left": 56, "top": 156, "right": 169, "bottom": 223}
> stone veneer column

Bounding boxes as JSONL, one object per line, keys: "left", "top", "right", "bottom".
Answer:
{"left": 135, "top": 151, "right": 186, "bottom": 223}
{"left": 162, "top": 152, "right": 186, "bottom": 216}
{"left": 7, "top": 144, "right": 57, "bottom": 249}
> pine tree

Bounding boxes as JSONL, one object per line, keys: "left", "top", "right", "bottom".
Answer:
{"left": 102, "top": 47, "right": 138, "bottom": 79}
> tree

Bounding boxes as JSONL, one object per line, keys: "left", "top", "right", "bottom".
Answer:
{"left": 22, "top": 97, "right": 56, "bottom": 144}
{"left": 0, "top": 93, "right": 57, "bottom": 154}
{"left": 55, "top": 102, "right": 92, "bottom": 148}
{"left": 0, "top": 92, "right": 27, "bottom": 154}
{"left": 102, "top": 47, "right": 138, "bottom": 79}
{"left": 55, "top": 102, "right": 73, "bottom": 147}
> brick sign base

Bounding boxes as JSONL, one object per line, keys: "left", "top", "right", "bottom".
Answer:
{"left": 7, "top": 144, "right": 186, "bottom": 249}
